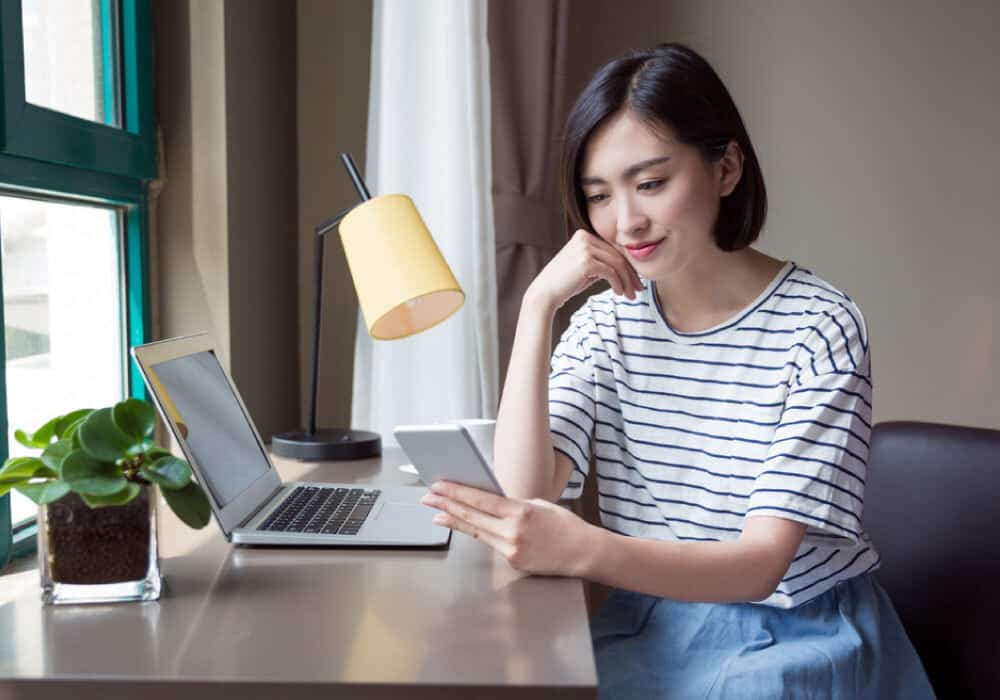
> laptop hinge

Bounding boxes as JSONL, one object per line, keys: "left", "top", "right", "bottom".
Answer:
{"left": 238, "top": 485, "right": 286, "bottom": 529}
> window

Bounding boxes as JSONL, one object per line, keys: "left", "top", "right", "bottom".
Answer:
{"left": 0, "top": 0, "right": 154, "bottom": 568}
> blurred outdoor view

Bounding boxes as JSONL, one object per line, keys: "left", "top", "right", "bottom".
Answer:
{"left": 2, "top": 197, "right": 126, "bottom": 524}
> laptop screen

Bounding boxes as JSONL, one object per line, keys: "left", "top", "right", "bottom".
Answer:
{"left": 150, "top": 350, "right": 271, "bottom": 508}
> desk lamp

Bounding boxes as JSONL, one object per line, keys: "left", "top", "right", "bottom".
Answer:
{"left": 271, "top": 153, "right": 465, "bottom": 460}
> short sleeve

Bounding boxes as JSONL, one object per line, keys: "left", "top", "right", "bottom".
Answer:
{"left": 549, "top": 305, "right": 599, "bottom": 500}
{"left": 747, "top": 302, "right": 872, "bottom": 545}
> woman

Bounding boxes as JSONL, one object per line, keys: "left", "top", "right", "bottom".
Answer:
{"left": 420, "top": 43, "right": 934, "bottom": 698}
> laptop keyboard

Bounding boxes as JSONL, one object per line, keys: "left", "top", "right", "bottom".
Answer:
{"left": 259, "top": 486, "right": 381, "bottom": 536}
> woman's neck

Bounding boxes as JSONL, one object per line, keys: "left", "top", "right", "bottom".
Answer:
{"left": 653, "top": 247, "right": 785, "bottom": 333}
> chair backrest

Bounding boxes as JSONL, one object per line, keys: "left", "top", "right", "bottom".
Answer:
{"left": 864, "top": 421, "right": 1000, "bottom": 699}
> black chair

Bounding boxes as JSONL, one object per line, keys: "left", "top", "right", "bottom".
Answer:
{"left": 864, "top": 421, "right": 1000, "bottom": 699}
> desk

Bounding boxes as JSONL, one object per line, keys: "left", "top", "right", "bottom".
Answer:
{"left": 0, "top": 449, "right": 598, "bottom": 699}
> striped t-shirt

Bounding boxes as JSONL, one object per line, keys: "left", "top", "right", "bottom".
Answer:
{"left": 549, "top": 260, "right": 880, "bottom": 608}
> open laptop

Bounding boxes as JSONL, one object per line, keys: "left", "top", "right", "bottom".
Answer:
{"left": 131, "top": 333, "right": 450, "bottom": 547}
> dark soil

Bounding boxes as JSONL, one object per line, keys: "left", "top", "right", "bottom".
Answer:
{"left": 45, "top": 489, "right": 152, "bottom": 584}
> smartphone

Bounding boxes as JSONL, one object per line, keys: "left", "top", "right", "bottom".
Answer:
{"left": 393, "top": 423, "right": 506, "bottom": 496}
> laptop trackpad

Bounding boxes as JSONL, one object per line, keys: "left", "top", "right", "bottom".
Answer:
{"left": 377, "top": 501, "right": 436, "bottom": 525}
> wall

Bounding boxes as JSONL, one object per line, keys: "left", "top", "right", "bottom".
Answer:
{"left": 153, "top": 0, "right": 299, "bottom": 441}
{"left": 565, "top": 0, "right": 1000, "bottom": 429}
{"left": 296, "top": 0, "right": 373, "bottom": 429}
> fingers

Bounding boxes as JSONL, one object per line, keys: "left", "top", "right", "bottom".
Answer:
{"left": 587, "top": 252, "right": 643, "bottom": 300}
{"left": 430, "top": 481, "right": 516, "bottom": 518}
{"left": 574, "top": 230, "right": 644, "bottom": 298}
{"left": 436, "top": 512, "right": 512, "bottom": 553}
{"left": 421, "top": 489, "right": 510, "bottom": 539}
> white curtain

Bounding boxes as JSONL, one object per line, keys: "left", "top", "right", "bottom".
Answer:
{"left": 352, "top": 0, "right": 498, "bottom": 446}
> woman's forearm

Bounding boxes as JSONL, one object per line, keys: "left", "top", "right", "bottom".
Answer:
{"left": 493, "top": 289, "right": 560, "bottom": 500}
{"left": 580, "top": 519, "right": 804, "bottom": 603}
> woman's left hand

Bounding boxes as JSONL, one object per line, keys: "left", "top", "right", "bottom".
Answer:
{"left": 420, "top": 481, "right": 596, "bottom": 578}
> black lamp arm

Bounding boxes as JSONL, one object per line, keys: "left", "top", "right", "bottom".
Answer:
{"left": 306, "top": 153, "right": 373, "bottom": 436}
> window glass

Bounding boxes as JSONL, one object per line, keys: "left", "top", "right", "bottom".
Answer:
{"left": 1, "top": 195, "right": 126, "bottom": 524}
{"left": 22, "top": 0, "right": 121, "bottom": 126}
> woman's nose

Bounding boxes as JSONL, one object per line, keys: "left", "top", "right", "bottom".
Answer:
{"left": 616, "top": 198, "right": 649, "bottom": 239}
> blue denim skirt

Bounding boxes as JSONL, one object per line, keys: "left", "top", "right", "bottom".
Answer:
{"left": 590, "top": 573, "right": 936, "bottom": 699}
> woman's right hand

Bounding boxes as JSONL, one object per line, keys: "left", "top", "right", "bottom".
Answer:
{"left": 525, "top": 229, "right": 645, "bottom": 312}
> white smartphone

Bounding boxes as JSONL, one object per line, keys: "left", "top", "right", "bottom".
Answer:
{"left": 393, "top": 423, "right": 506, "bottom": 496}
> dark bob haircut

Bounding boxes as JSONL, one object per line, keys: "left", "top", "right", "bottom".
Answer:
{"left": 560, "top": 43, "right": 767, "bottom": 251}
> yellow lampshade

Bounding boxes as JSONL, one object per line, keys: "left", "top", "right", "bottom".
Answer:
{"left": 339, "top": 194, "right": 464, "bottom": 340}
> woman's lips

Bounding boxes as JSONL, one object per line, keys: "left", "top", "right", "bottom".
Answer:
{"left": 624, "top": 239, "right": 664, "bottom": 260}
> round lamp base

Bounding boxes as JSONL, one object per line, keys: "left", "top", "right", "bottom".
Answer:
{"left": 271, "top": 428, "right": 381, "bottom": 461}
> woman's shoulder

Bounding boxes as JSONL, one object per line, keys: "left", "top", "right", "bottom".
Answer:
{"left": 778, "top": 263, "right": 870, "bottom": 353}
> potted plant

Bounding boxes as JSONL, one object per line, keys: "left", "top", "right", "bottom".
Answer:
{"left": 0, "top": 398, "right": 211, "bottom": 604}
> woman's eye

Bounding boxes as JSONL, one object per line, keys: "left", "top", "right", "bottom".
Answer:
{"left": 638, "top": 179, "right": 666, "bottom": 192}
{"left": 586, "top": 193, "right": 608, "bottom": 204}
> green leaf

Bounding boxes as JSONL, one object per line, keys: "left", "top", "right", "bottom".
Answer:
{"left": 162, "top": 481, "right": 211, "bottom": 529}
{"left": 81, "top": 482, "right": 142, "bottom": 508}
{"left": 60, "top": 449, "right": 127, "bottom": 496}
{"left": 15, "top": 416, "right": 61, "bottom": 449}
{"left": 139, "top": 456, "right": 191, "bottom": 490}
{"left": 144, "top": 447, "right": 173, "bottom": 461}
{"left": 13, "top": 429, "right": 35, "bottom": 450}
{"left": 113, "top": 399, "right": 156, "bottom": 440}
{"left": 78, "top": 408, "right": 135, "bottom": 462}
{"left": 16, "top": 480, "right": 71, "bottom": 505}
{"left": 41, "top": 440, "right": 74, "bottom": 473}
{"left": 61, "top": 415, "right": 89, "bottom": 442}
{"left": 55, "top": 409, "right": 95, "bottom": 438}
{"left": 0, "top": 476, "right": 31, "bottom": 498}
{"left": 0, "top": 456, "right": 47, "bottom": 479}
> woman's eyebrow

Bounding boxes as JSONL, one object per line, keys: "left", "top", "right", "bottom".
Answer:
{"left": 580, "top": 156, "right": 671, "bottom": 186}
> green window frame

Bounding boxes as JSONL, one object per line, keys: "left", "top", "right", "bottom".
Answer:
{"left": 0, "top": 0, "right": 154, "bottom": 569}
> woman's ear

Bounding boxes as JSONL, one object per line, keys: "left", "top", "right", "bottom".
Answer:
{"left": 717, "top": 140, "right": 744, "bottom": 197}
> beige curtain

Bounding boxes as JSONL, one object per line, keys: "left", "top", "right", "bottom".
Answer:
{"left": 488, "top": 0, "right": 570, "bottom": 389}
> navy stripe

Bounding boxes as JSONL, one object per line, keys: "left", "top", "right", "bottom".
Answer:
{"left": 594, "top": 436, "right": 759, "bottom": 482}
{"left": 599, "top": 518, "right": 721, "bottom": 542}
{"left": 590, "top": 307, "right": 656, "bottom": 324}
{"left": 763, "top": 451, "right": 865, "bottom": 486}
{"left": 551, "top": 412, "right": 591, "bottom": 441}
{"left": 599, "top": 488, "right": 746, "bottom": 519}
{"left": 734, "top": 325, "right": 816, "bottom": 336}
{"left": 774, "top": 290, "right": 866, "bottom": 359}
{"left": 791, "top": 546, "right": 818, "bottom": 563}
{"left": 785, "top": 547, "right": 873, "bottom": 598}
{"left": 592, "top": 367, "right": 788, "bottom": 406}
{"left": 616, "top": 329, "right": 821, "bottom": 357}
{"left": 598, "top": 506, "right": 742, "bottom": 535}
{"left": 785, "top": 277, "right": 848, "bottom": 301}
{"left": 550, "top": 398, "right": 595, "bottom": 423}
{"left": 549, "top": 381, "right": 597, "bottom": 404}
{"left": 755, "top": 469, "right": 862, "bottom": 504}
{"left": 617, "top": 395, "right": 781, "bottom": 427}
{"left": 749, "top": 487, "right": 861, "bottom": 523}
{"left": 781, "top": 402, "right": 872, "bottom": 430}
{"left": 554, "top": 443, "right": 587, "bottom": 478}
{"left": 588, "top": 344, "right": 794, "bottom": 390}
{"left": 769, "top": 434, "right": 868, "bottom": 466}
{"left": 782, "top": 550, "right": 839, "bottom": 582}
{"left": 550, "top": 427, "right": 589, "bottom": 465}
{"left": 592, "top": 411, "right": 771, "bottom": 449}
{"left": 745, "top": 505, "right": 861, "bottom": 539}
{"left": 823, "top": 310, "right": 858, "bottom": 368}
{"left": 789, "top": 385, "right": 872, "bottom": 412}
{"left": 570, "top": 328, "right": 807, "bottom": 374}
{"left": 775, "top": 420, "right": 870, "bottom": 447}
{"left": 596, "top": 422, "right": 769, "bottom": 467}
{"left": 596, "top": 462, "right": 752, "bottom": 501}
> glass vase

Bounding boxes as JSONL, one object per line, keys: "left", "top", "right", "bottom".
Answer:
{"left": 39, "top": 487, "right": 161, "bottom": 605}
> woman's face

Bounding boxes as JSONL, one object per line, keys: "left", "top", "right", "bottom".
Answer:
{"left": 579, "top": 109, "right": 739, "bottom": 280}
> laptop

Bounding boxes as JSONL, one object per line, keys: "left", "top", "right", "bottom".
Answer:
{"left": 131, "top": 333, "right": 450, "bottom": 547}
